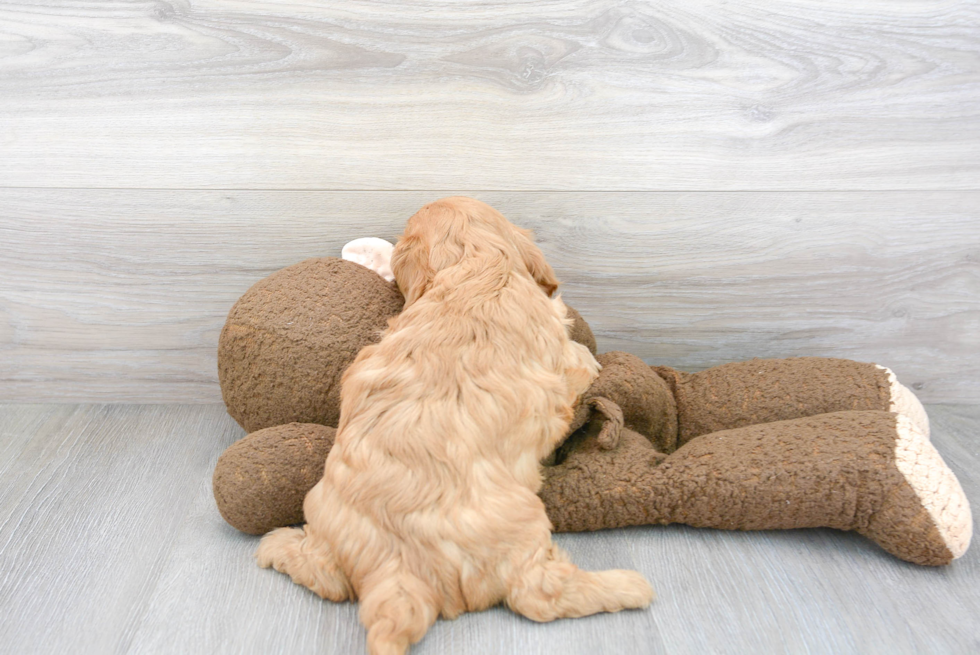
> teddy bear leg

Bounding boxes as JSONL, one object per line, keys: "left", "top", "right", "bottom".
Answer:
{"left": 541, "top": 411, "right": 971, "bottom": 565}
{"left": 652, "top": 357, "right": 927, "bottom": 447}
{"left": 657, "top": 411, "right": 969, "bottom": 565}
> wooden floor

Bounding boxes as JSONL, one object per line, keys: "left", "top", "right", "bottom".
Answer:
{"left": 0, "top": 403, "right": 977, "bottom": 654}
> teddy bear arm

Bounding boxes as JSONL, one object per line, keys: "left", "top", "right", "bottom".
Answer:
{"left": 570, "top": 351, "right": 679, "bottom": 454}
{"left": 541, "top": 424, "right": 671, "bottom": 533}
{"left": 652, "top": 357, "right": 926, "bottom": 447}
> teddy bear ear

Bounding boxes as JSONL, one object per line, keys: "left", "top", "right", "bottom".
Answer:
{"left": 391, "top": 233, "right": 433, "bottom": 306}
{"left": 513, "top": 226, "right": 560, "bottom": 297}
{"left": 341, "top": 237, "right": 395, "bottom": 282}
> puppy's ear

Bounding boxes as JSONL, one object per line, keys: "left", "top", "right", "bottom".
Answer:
{"left": 515, "top": 228, "right": 560, "bottom": 297}
{"left": 391, "top": 234, "right": 433, "bottom": 306}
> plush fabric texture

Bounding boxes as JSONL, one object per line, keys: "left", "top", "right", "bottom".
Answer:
{"left": 212, "top": 257, "right": 972, "bottom": 567}
{"left": 541, "top": 411, "right": 963, "bottom": 566}
{"left": 564, "top": 305, "right": 597, "bottom": 356}
{"left": 218, "top": 258, "right": 404, "bottom": 433}
{"left": 653, "top": 358, "right": 892, "bottom": 447}
{"left": 589, "top": 351, "right": 677, "bottom": 453}
{"left": 214, "top": 422, "right": 336, "bottom": 535}
{"left": 892, "top": 414, "right": 972, "bottom": 559}
{"left": 560, "top": 351, "right": 677, "bottom": 455}
{"left": 342, "top": 237, "right": 395, "bottom": 282}
{"left": 218, "top": 257, "right": 596, "bottom": 434}
{"left": 214, "top": 409, "right": 970, "bottom": 565}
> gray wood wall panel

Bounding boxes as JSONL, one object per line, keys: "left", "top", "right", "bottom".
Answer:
{"left": 0, "top": 1, "right": 977, "bottom": 190}
{"left": 1, "top": 189, "right": 977, "bottom": 403}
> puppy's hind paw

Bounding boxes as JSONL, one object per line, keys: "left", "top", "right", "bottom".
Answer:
{"left": 255, "top": 526, "right": 305, "bottom": 570}
{"left": 508, "top": 558, "right": 654, "bottom": 622}
{"left": 255, "top": 526, "right": 352, "bottom": 601}
{"left": 610, "top": 569, "right": 656, "bottom": 609}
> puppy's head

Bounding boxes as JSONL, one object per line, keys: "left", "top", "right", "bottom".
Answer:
{"left": 391, "top": 197, "right": 559, "bottom": 305}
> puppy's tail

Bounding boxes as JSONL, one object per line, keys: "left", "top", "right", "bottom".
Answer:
{"left": 360, "top": 568, "right": 440, "bottom": 655}
{"left": 255, "top": 526, "right": 351, "bottom": 602}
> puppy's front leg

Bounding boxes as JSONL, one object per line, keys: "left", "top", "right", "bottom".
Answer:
{"left": 562, "top": 339, "right": 601, "bottom": 401}
{"left": 505, "top": 542, "right": 654, "bottom": 622}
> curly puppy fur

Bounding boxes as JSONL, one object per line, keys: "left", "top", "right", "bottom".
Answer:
{"left": 256, "top": 197, "right": 654, "bottom": 654}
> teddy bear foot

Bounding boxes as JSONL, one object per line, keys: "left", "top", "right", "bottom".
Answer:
{"left": 857, "top": 413, "right": 971, "bottom": 565}
{"left": 876, "top": 365, "right": 930, "bottom": 440}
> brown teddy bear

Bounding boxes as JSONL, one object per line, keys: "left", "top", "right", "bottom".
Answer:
{"left": 212, "top": 252, "right": 971, "bottom": 567}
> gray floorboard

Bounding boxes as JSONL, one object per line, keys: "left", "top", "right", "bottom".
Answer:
{"left": 1, "top": 404, "right": 977, "bottom": 654}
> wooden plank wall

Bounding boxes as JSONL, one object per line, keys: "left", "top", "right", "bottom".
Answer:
{"left": 0, "top": 1, "right": 978, "bottom": 403}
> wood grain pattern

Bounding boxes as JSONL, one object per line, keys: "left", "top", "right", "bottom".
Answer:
{"left": 0, "top": 1, "right": 977, "bottom": 190}
{"left": 0, "top": 404, "right": 242, "bottom": 654}
{"left": 1, "top": 0, "right": 976, "bottom": 650}
{"left": 2, "top": 189, "right": 977, "bottom": 403}
{"left": 0, "top": 404, "right": 977, "bottom": 653}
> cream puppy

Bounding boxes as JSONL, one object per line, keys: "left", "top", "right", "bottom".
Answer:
{"left": 256, "top": 197, "right": 654, "bottom": 655}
